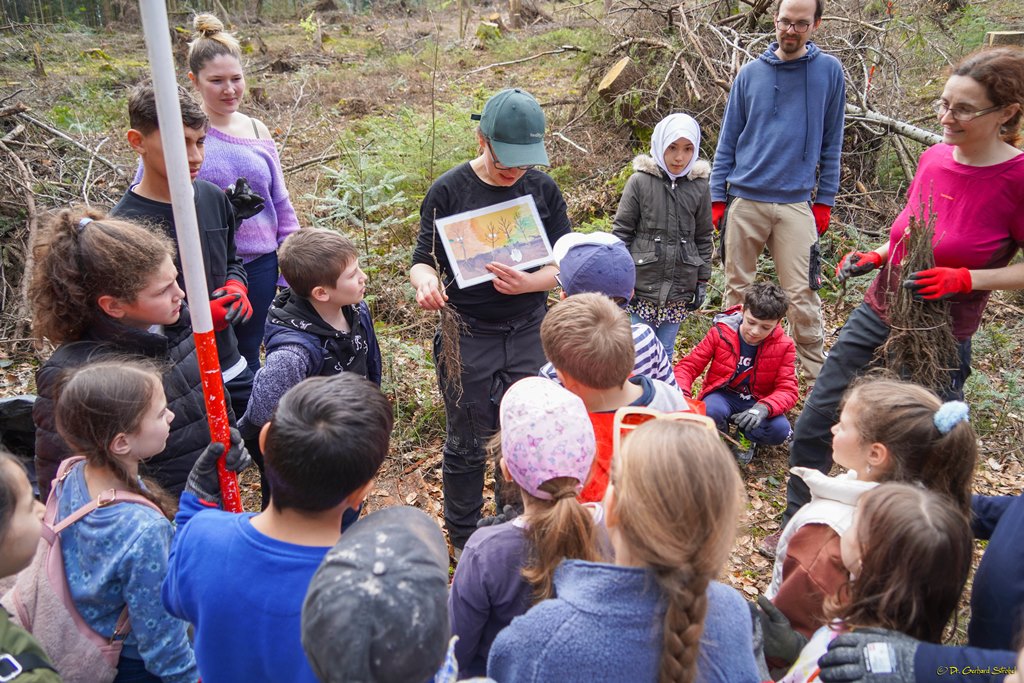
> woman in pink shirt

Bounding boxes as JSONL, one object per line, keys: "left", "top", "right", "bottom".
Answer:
{"left": 781, "top": 46, "right": 1024, "bottom": 536}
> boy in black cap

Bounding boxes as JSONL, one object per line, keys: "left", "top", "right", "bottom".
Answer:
{"left": 409, "top": 88, "right": 572, "bottom": 555}
{"left": 162, "top": 373, "right": 393, "bottom": 683}
{"left": 301, "top": 506, "right": 454, "bottom": 683}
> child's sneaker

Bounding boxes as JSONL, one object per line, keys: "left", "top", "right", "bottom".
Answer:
{"left": 732, "top": 431, "right": 757, "bottom": 465}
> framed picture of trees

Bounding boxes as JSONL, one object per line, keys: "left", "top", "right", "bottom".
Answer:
{"left": 435, "top": 195, "right": 554, "bottom": 288}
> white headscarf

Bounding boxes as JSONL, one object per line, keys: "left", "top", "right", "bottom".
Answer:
{"left": 650, "top": 113, "right": 701, "bottom": 180}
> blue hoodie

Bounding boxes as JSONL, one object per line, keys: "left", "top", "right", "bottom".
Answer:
{"left": 710, "top": 42, "right": 845, "bottom": 206}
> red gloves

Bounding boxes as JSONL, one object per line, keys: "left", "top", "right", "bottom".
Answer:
{"left": 903, "top": 267, "right": 973, "bottom": 300}
{"left": 712, "top": 202, "right": 726, "bottom": 231}
{"left": 836, "top": 250, "right": 884, "bottom": 282}
{"left": 812, "top": 203, "right": 831, "bottom": 236}
{"left": 210, "top": 279, "right": 253, "bottom": 331}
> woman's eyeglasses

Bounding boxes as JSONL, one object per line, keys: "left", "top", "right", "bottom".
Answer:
{"left": 932, "top": 100, "right": 1004, "bottom": 122}
{"left": 486, "top": 139, "right": 536, "bottom": 172}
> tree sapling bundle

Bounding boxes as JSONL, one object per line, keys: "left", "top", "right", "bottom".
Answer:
{"left": 874, "top": 212, "right": 960, "bottom": 396}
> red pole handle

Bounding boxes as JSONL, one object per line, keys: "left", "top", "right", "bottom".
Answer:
{"left": 194, "top": 330, "right": 243, "bottom": 513}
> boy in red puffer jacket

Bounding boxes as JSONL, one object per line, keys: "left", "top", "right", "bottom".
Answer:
{"left": 674, "top": 281, "right": 798, "bottom": 463}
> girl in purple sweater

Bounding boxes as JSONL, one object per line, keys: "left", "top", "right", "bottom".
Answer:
{"left": 448, "top": 377, "right": 604, "bottom": 678}
{"left": 186, "top": 13, "right": 301, "bottom": 372}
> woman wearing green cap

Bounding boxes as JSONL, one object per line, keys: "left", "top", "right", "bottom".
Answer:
{"left": 410, "top": 88, "right": 572, "bottom": 555}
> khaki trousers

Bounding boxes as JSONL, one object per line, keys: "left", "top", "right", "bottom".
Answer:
{"left": 722, "top": 197, "right": 825, "bottom": 378}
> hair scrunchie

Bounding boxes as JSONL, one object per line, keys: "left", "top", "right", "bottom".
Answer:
{"left": 77, "top": 217, "right": 93, "bottom": 232}
{"left": 553, "top": 487, "right": 578, "bottom": 501}
{"left": 934, "top": 401, "right": 969, "bottom": 435}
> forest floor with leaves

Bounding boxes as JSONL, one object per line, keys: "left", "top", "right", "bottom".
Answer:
{"left": 1, "top": 1, "right": 1023, "bottom": 628}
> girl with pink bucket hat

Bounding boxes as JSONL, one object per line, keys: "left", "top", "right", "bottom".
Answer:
{"left": 448, "top": 376, "right": 607, "bottom": 677}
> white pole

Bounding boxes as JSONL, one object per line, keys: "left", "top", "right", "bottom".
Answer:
{"left": 138, "top": 2, "right": 213, "bottom": 336}
{"left": 138, "top": 2, "right": 242, "bottom": 512}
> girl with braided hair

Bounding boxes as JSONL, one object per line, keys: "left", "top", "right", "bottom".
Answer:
{"left": 487, "top": 418, "right": 759, "bottom": 683}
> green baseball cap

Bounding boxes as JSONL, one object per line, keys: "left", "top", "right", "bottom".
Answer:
{"left": 471, "top": 88, "right": 549, "bottom": 167}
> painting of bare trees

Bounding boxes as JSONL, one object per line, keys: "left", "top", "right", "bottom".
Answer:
{"left": 436, "top": 195, "right": 553, "bottom": 288}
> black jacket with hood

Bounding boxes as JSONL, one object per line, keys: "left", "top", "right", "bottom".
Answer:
{"left": 33, "top": 307, "right": 227, "bottom": 499}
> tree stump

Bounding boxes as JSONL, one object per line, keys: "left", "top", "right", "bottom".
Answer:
{"left": 985, "top": 31, "right": 1024, "bottom": 46}
{"left": 598, "top": 56, "right": 642, "bottom": 103}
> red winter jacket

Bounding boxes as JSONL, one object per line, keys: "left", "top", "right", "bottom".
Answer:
{"left": 673, "top": 306, "right": 799, "bottom": 417}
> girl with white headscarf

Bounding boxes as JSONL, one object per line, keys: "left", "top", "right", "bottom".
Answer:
{"left": 611, "top": 113, "right": 715, "bottom": 357}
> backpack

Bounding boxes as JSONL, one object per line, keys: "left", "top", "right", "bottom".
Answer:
{"left": 0, "top": 457, "right": 163, "bottom": 683}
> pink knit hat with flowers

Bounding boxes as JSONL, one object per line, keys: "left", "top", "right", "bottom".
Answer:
{"left": 500, "top": 377, "right": 597, "bottom": 500}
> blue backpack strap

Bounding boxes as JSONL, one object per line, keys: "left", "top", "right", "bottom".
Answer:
{"left": 263, "top": 326, "right": 324, "bottom": 376}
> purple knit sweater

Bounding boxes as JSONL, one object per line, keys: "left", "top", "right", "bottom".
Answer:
{"left": 134, "top": 126, "right": 300, "bottom": 263}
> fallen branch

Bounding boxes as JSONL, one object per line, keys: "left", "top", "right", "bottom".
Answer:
{"left": 552, "top": 131, "right": 589, "bottom": 153}
{"left": 0, "top": 102, "right": 29, "bottom": 119}
{"left": 463, "top": 45, "right": 583, "bottom": 75}
{"left": 821, "top": 14, "right": 888, "bottom": 32}
{"left": 16, "top": 112, "right": 125, "bottom": 176}
{"left": 283, "top": 150, "right": 345, "bottom": 175}
{"left": 82, "top": 136, "right": 109, "bottom": 206}
{"left": 1, "top": 123, "right": 25, "bottom": 143}
{"left": 845, "top": 104, "right": 942, "bottom": 146}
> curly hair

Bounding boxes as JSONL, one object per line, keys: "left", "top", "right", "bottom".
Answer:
{"left": 29, "top": 209, "right": 175, "bottom": 345}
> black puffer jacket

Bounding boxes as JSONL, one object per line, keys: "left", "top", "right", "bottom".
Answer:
{"left": 33, "top": 307, "right": 228, "bottom": 499}
{"left": 612, "top": 155, "right": 714, "bottom": 308}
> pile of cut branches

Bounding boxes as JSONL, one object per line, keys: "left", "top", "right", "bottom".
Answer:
{"left": 0, "top": 98, "right": 128, "bottom": 350}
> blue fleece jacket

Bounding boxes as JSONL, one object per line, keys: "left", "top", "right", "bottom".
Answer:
{"left": 487, "top": 560, "right": 759, "bottom": 683}
{"left": 912, "top": 493, "right": 1022, "bottom": 681}
{"left": 710, "top": 42, "right": 845, "bottom": 206}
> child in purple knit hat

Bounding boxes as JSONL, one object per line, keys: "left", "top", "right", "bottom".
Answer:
{"left": 448, "top": 376, "right": 605, "bottom": 678}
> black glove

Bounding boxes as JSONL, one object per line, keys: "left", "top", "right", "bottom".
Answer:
{"left": 477, "top": 504, "right": 519, "bottom": 528}
{"left": 818, "top": 628, "right": 919, "bottom": 683}
{"left": 754, "top": 595, "right": 808, "bottom": 665}
{"left": 686, "top": 281, "right": 708, "bottom": 311}
{"left": 836, "top": 250, "right": 884, "bottom": 282}
{"left": 225, "top": 177, "right": 266, "bottom": 221}
{"left": 731, "top": 403, "right": 769, "bottom": 433}
{"left": 185, "top": 428, "right": 253, "bottom": 505}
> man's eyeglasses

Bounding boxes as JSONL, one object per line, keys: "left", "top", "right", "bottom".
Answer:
{"left": 775, "top": 18, "right": 813, "bottom": 33}
{"left": 554, "top": 273, "right": 564, "bottom": 289}
{"left": 932, "top": 100, "right": 1004, "bottom": 122}
{"left": 486, "top": 139, "right": 536, "bottom": 172}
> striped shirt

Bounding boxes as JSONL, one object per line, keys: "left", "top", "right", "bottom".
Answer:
{"left": 539, "top": 322, "right": 681, "bottom": 390}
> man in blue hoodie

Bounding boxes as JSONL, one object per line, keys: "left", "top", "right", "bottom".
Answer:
{"left": 710, "top": 0, "right": 845, "bottom": 385}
